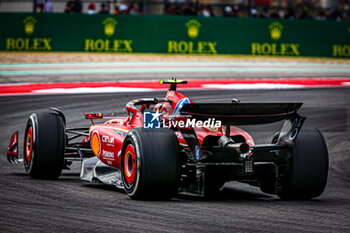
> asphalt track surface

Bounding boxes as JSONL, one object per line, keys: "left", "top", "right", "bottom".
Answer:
{"left": 0, "top": 87, "right": 350, "bottom": 232}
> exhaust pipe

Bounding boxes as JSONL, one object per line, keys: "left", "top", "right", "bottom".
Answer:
{"left": 218, "top": 135, "right": 250, "bottom": 154}
{"left": 226, "top": 142, "right": 250, "bottom": 154}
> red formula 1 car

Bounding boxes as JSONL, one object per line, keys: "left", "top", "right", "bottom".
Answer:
{"left": 7, "top": 80, "right": 329, "bottom": 199}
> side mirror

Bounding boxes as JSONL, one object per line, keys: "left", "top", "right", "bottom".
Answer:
{"left": 85, "top": 112, "right": 103, "bottom": 119}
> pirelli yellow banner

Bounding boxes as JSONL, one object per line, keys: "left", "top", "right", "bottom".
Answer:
{"left": 1, "top": 13, "right": 349, "bottom": 57}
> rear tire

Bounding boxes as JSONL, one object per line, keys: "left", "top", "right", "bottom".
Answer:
{"left": 23, "top": 112, "right": 65, "bottom": 179}
{"left": 278, "top": 127, "right": 329, "bottom": 199}
{"left": 121, "top": 128, "right": 181, "bottom": 199}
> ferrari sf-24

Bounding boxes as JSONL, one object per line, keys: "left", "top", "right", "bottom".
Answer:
{"left": 7, "top": 80, "right": 329, "bottom": 199}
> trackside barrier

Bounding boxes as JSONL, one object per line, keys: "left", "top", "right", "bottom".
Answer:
{"left": 1, "top": 13, "right": 349, "bottom": 58}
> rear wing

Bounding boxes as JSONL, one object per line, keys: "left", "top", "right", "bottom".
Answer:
{"left": 178, "top": 102, "right": 306, "bottom": 161}
{"left": 180, "top": 103, "right": 302, "bottom": 125}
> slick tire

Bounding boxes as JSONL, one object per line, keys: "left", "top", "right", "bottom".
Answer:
{"left": 23, "top": 112, "right": 65, "bottom": 179}
{"left": 121, "top": 128, "right": 181, "bottom": 200}
{"left": 278, "top": 127, "right": 329, "bottom": 200}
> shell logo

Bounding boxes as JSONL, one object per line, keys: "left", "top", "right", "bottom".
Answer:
{"left": 91, "top": 131, "right": 101, "bottom": 157}
{"left": 23, "top": 16, "right": 37, "bottom": 36}
{"left": 103, "top": 17, "right": 117, "bottom": 37}
{"left": 268, "top": 22, "right": 283, "bottom": 40}
{"left": 186, "top": 19, "right": 201, "bottom": 39}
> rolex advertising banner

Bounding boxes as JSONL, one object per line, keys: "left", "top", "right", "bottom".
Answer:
{"left": 0, "top": 13, "right": 349, "bottom": 57}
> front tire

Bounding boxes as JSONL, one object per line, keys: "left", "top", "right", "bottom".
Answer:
{"left": 23, "top": 112, "right": 65, "bottom": 179}
{"left": 121, "top": 128, "right": 181, "bottom": 199}
{"left": 278, "top": 127, "right": 329, "bottom": 199}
